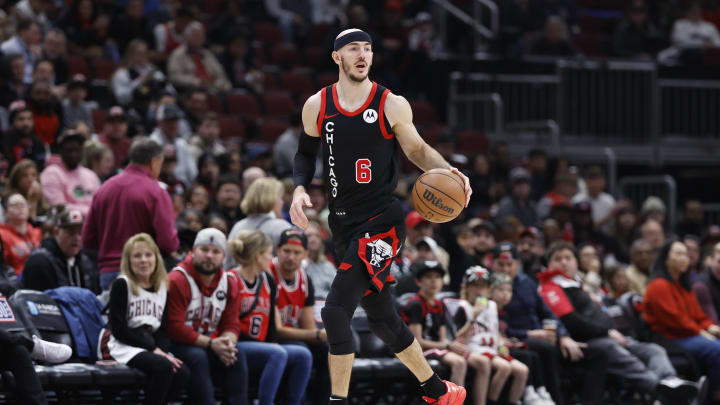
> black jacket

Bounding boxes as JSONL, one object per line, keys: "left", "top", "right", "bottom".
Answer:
{"left": 22, "top": 238, "right": 100, "bottom": 294}
{"left": 538, "top": 269, "right": 613, "bottom": 342}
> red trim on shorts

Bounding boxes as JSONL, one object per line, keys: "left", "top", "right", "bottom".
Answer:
{"left": 317, "top": 88, "right": 327, "bottom": 135}
{"left": 338, "top": 262, "right": 352, "bottom": 270}
{"left": 100, "top": 329, "right": 114, "bottom": 361}
{"left": 368, "top": 213, "right": 383, "bottom": 222}
{"left": 378, "top": 89, "right": 393, "bottom": 139}
{"left": 332, "top": 82, "right": 378, "bottom": 116}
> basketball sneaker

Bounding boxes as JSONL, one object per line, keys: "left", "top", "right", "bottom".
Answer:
{"left": 422, "top": 380, "right": 467, "bottom": 404}
{"left": 31, "top": 335, "right": 72, "bottom": 364}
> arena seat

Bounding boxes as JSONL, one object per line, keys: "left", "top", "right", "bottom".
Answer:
{"left": 227, "top": 93, "right": 261, "bottom": 119}
{"left": 91, "top": 59, "right": 118, "bottom": 82}
{"left": 254, "top": 22, "right": 283, "bottom": 45}
{"left": 408, "top": 100, "right": 438, "bottom": 126}
{"left": 67, "top": 55, "right": 90, "bottom": 77}
{"left": 457, "top": 129, "right": 489, "bottom": 154}
{"left": 260, "top": 120, "right": 288, "bottom": 141}
{"left": 207, "top": 93, "right": 225, "bottom": 113}
{"left": 309, "top": 23, "right": 331, "bottom": 43}
{"left": 303, "top": 46, "right": 328, "bottom": 69}
{"left": 316, "top": 72, "right": 337, "bottom": 88}
{"left": 573, "top": 32, "right": 611, "bottom": 58}
{"left": 91, "top": 109, "right": 106, "bottom": 133}
{"left": 271, "top": 43, "right": 301, "bottom": 68}
{"left": 218, "top": 115, "right": 246, "bottom": 140}
{"left": 9, "top": 290, "right": 74, "bottom": 353}
{"left": 279, "top": 71, "right": 314, "bottom": 95}
{"left": 263, "top": 90, "right": 295, "bottom": 119}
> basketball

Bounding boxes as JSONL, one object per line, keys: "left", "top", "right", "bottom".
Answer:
{"left": 411, "top": 168, "right": 465, "bottom": 223}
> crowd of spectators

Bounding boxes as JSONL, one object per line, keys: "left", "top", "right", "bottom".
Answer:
{"left": 0, "top": 0, "right": 718, "bottom": 404}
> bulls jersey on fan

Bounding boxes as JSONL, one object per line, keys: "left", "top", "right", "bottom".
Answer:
{"left": 317, "top": 81, "right": 399, "bottom": 220}
{"left": 230, "top": 270, "right": 276, "bottom": 342}
{"left": 268, "top": 258, "right": 315, "bottom": 328}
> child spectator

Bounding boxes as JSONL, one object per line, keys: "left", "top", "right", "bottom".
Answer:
{"left": 99, "top": 233, "right": 190, "bottom": 405}
{"left": 454, "top": 266, "right": 540, "bottom": 405}
{"left": 401, "top": 261, "right": 491, "bottom": 405}
{"left": 0, "top": 193, "right": 42, "bottom": 275}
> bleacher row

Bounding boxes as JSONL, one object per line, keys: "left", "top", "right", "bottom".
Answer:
{"left": 0, "top": 288, "right": 452, "bottom": 404}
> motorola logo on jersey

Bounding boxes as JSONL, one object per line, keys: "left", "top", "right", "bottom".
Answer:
{"left": 423, "top": 189, "right": 455, "bottom": 214}
{"left": 363, "top": 108, "right": 378, "bottom": 123}
{"left": 216, "top": 290, "right": 226, "bottom": 301}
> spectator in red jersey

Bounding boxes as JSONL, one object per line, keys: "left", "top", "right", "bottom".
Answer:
{"left": 26, "top": 80, "right": 63, "bottom": 147}
{"left": 0, "top": 193, "right": 42, "bottom": 276}
{"left": 268, "top": 229, "right": 324, "bottom": 403}
{"left": 83, "top": 137, "right": 179, "bottom": 290}
{"left": 643, "top": 240, "right": 720, "bottom": 403}
{"left": 166, "top": 228, "right": 247, "bottom": 405}
{"left": 153, "top": 5, "right": 192, "bottom": 58}
{"left": 227, "top": 229, "right": 310, "bottom": 405}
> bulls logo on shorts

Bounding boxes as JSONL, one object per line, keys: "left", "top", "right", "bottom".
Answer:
{"left": 358, "top": 227, "right": 400, "bottom": 291}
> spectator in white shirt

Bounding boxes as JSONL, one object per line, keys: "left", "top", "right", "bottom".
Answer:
{"left": 1, "top": 20, "right": 41, "bottom": 84}
{"left": 672, "top": 2, "right": 720, "bottom": 50}
{"left": 572, "top": 165, "right": 616, "bottom": 232}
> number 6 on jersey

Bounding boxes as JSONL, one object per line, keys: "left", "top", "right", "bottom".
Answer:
{"left": 356, "top": 158, "right": 372, "bottom": 183}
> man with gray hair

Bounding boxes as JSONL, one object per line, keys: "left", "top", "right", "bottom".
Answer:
{"left": 83, "top": 136, "right": 179, "bottom": 290}
{"left": 167, "top": 21, "right": 231, "bottom": 93}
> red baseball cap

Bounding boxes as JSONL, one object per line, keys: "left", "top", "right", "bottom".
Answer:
{"left": 405, "top": 211, "right": 427, "bottom": 229}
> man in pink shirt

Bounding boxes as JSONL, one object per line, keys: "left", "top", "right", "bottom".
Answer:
{"left": 40, "top": 129, "right": 100, "bottom": 215}
{"left": 83, "top": 137, "right": 179, "bottom": 290}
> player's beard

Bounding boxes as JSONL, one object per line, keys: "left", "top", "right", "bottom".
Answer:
{"left": 340, "top": 56, "right": 369, "bottom": 82}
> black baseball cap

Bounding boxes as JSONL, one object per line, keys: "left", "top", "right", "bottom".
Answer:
{"left": 278, "top": 228, "right": 308, "bottom": 249}
{"left": 412, "top": 260, "right": 445, "bottom": 279}
{"left": 493, "top": 242, "right": 517, "bottom": 261}
{"left": 467, "top": 218, "right": 496, "bottom": 236}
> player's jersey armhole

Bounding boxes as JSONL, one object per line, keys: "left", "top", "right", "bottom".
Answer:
{"left": 316, "top": 87, "right": 327, "bottom": 136}
{"left": 378, "top": 89, "right": 394, "bottom": 139}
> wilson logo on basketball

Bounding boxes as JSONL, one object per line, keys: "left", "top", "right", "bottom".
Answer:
{"left": 422, "top": 189, "right": 455, "bottom": 214}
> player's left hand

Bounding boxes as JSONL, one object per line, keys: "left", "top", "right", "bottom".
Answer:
{"left": 450, "top": 167, "right": 472, "bottom": 207}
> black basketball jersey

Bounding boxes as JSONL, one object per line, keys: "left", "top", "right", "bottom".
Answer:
{"left": 316, "top": 81, "right": 399, "bottom": 222}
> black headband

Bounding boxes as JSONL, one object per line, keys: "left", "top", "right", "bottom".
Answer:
{"left": 334, "top": 30, "right": 372, "bottom": 51}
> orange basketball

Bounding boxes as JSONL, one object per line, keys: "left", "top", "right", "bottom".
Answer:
{"left": 411, "top": 168, "right": 465, "bottom": 223}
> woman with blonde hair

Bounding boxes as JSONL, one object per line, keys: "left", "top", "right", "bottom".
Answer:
{"left": 228, "top": 230, "right": 312, "bottom": 405}
{"left": 98, "top": 233, "right": 189, "bottom": 405}
{"left": 83, "top": 140, "right": 115, "bottom": 182}
{"left": 4, "top": 159, "right": 48, "bottom": 222}
{"left": 225, "top": 177, "right": 292, "bottom": 268}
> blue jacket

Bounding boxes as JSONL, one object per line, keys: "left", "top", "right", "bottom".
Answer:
{"left": 46, "top": 287, "right": 104, "bottom": 360}
{"left": 504, "top": 273, "right": 569, "bottom": 339}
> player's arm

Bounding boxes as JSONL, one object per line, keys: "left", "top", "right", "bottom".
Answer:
{"left": 385, "top": 93, "right": 472, "bottom": 206}
{"left": 290, "top": 92, "right": 322, "bottom": 230}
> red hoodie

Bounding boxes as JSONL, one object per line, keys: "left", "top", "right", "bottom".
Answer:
{"left": 166, "top": 255, "right": 241, "bottom": 345}
{"left": 0, "top": 223, "right": 42, "bottom": 276}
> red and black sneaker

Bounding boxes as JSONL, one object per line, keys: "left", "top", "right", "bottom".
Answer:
{"left": 422, "top": 380, "right": 466, "bottom": 404}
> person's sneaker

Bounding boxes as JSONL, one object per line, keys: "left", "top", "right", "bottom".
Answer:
{"left": 657, "top": 376, "right": 699, "bottom": 405}
{"left": 536, "top": 386, "right": 556, "bottom": 405}
{"left": 422, "top": 380, "right": 467, "bottom": 404}
{"left": 523, "top": 386, "right": 545, "bottom": 405}
{"left": 690, "top": 376, "right": 708, "bottom": 405}
{"left": 31, "top": 335, "right": 72, "bottom": 364}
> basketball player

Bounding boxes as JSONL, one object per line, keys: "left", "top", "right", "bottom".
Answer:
{"left": 290, "top": 28, "right": 472, "bottom": 405}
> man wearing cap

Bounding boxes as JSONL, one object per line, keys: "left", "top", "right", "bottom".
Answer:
{"left": 518, "top": 227, "right": 545, "bottom": 283}
{"left": 166, "top": 228, "right": 247, "bottom": 405}
{"left": 150, "top": 103, "right": 197, "bottom": 186}
{"left": 22, "top": 208, "right": 99, "bottom": 293}
{"left": 3, "top": 100, "right": 45, "bottom": 169}
{"left": 84, "top": 137, "right": 179, "bottom": 290}
{"left": 62, "top": 74, "right": 94, "bottom": 131}
{"left": 492, "top": 241, "right": 606, "bottom": 405}
{"left": 496, "top": 167, "right": 538, "bottom": 228}
{"left": 406, "top": 211, "right": 449, "bottom": 270}
{"left": 40, "top": 129, "right": 100, "bottom": 216}
{"left": 469, "top": 218, "right": 497, "bottom": 269}
{"left": 98, "top": 106, "right": 132, "bottom": 169}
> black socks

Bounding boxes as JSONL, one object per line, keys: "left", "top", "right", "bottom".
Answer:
{"left": 420, "top": 373, "right": 447, "bottom": 399}
{"left": 330, "top": 394, "right": 349, "bottom": 404}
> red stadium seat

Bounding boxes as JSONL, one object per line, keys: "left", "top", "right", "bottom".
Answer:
{"left": 261, "top": 120, "right": 289, "bottom": 141}
{"left": 316, "top": 72, "right": 336, "bottom": 88}
{"left": 408, "top": 100, "right": 438, "bottom": 126}
{"left": 573, "top": 33, "right": 611, "bottom": 58}
{"left": 264, "top": 90, "right": 295, "bottom": 119}
{"left": 420, "top": 125, "right": 446, "bottom": 146}
{"left": 218, "top": 115, "right": 246, "bottom": 140}
{"left": 227, "top": 93, "right": 261, "bottom": 119}
{"left": 92, "top": 59, "right": 118, "bottom": 81}
{"left": 310, "top": 23, "right": 332, "bottom": 43}
{"left": 304, "top": 46, "right": 328, "bottom": 68}
{"left": 457, "top": 130, "right": 489, "bottom": 154}
{"left": 207, "top": 93, "right": 224, "bottom": 113}
{"left": 254, "top": 22, "right": 283, "bottom": 45}
{"left": 579, "top": 15, "right": 620, "bottom": 34}
{"left": 67, "top": 55, "right": 90, "bottom": 77}
{"left": 279, "top": 72, "right": 314, "bottom": 94}
{"left": 91, "top": 109, "right": 106, "bottom": 133}
{"left": 263, "top": 73, "right": 278, "bottom": 90}
{"left": 271, "top": 43, "right": 300, "bottom": 68}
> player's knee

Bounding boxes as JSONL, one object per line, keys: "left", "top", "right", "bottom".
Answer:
{"left": 367, "top": 314, "right": 414, "bottom": 353}
{"left": 321, "top": 304, "right": 355, "bottom": 355}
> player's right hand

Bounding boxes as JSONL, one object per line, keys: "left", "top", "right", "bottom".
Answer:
{"left": 290, "top": 188, "right": 313, "bottom": 230}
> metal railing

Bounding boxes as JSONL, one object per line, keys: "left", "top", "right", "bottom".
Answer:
{"left": 432, "top": 0, "right": 498, "bottom": 54}
{"left": 618, "top": 175, "right": 677, "bottom": 227}
{"left": 658, "top": 79, "right": 720, "bottom": 139}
